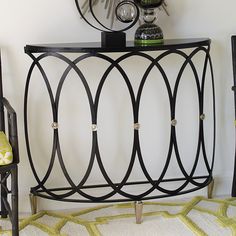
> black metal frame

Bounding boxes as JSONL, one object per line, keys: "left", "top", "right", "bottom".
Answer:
{"left": 74, "top": 0, "right": 140, "bottom": 32}
{"left": 0, "top": 51, "right": 19, "bottom": 235}
{"left": 231, "top": 36, "right": 236, "bottom": 197}
{"left": 74, "top": 0, "right": 140, "bottom": 48}
{"left": 24, "top": 38, "right": 215, "bottom": 203}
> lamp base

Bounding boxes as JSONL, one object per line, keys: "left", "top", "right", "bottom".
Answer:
{"left": 134, "top": 23, "right": 163, "bottom": 45}
{"left": 101, "top": 32, "right": 126, "bottom": 48}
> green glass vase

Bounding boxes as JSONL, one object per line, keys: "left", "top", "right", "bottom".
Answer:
{"left": 134, "top": 0, "right": 164, "bottom": 45}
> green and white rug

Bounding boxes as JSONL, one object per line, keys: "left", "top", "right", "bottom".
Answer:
{"left": 1, "top": 196, "right": 236, "bottom": 235}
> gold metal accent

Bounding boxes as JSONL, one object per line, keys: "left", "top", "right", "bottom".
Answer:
{"left": 171, "top": 119, "right": 177, "bottom": 126}
{"left": 207, "top": 178, "right": 214, "bottom": 199}
{"left": 29, "top": 193, "right": 38, "bottom": 215}
{"left": 134, "top": 201, "right": 143, "bottom": 224}
{"left": 234, "top": 120, "right": 236, "bottom": 126}
{"left": 92, "top": 124, "right": 97, "bottom": 131}
{"left": 200, "top": 114, "right": 206, "bottom": 120}
{"left": 51, "top": 122, "right": 58, "bottom": 129}
{"left": 134, "top": 123, "right": 140, "bottom": 130}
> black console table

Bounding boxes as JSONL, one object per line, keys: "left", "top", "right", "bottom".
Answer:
{"left": 24, "top": 38, "right": 215, "bottom": 221}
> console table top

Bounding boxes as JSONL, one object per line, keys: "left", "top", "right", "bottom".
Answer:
{"left": 25, "top": 38, "right": 210, "bottom": 53}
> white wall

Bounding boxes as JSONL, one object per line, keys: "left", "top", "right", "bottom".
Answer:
{"left": 0, "top": 0, "right": 235, "bottom": 212}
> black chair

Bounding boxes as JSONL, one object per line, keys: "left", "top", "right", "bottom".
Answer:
{"left": 0, "top": 51, "right": 19, "bottom": 235}
{"left": 231, "top": 36, "right": 236, "bottom": 197}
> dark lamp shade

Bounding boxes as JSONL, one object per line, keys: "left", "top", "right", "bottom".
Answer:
{"left": 134, "top": 0, "right": 164, "bottom": 9}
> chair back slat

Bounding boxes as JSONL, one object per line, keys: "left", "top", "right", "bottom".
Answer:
{"left": 231, "top": 36, "right": 236, "bottom": 197}
{"left": 8, "top": 112, "right": 19, "bottom": 164}
{"left": 0, "top": 50, "right": 3, "bottom": 98}
{"left": 0, "top": 51, "right": 5, "bottom": 132}
{"left": 232, "top": 36, "right": 236, "bottom": 87}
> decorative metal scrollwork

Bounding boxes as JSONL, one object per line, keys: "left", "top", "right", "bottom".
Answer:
{"left": 24, "top": 39, "right": 215, "bottom": 203}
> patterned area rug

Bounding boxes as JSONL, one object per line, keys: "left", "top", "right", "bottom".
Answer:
{"left": 1, "top": 196, "right": 236, "bottom": 235}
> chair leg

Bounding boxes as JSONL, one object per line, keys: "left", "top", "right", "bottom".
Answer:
{"left": 232, "top": 152, "right": 236, "bottom": 196}
{"left": 1, "top": 172, "right": 8, "bottom": 218}
{"left": 11, "top": 166, "right": 19, "bottom": 236}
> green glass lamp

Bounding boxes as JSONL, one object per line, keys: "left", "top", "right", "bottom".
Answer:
{"left": 134, "top": 0, "right": 164, "bottom": 45}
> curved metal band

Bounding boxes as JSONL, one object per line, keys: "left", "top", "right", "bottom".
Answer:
{"left": 74, "top": 0, "right": 140, "bottom": 32}
{"left": 24, "top": 41, "right": 215, "bottom": 202}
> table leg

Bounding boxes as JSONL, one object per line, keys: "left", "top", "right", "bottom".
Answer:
{"left": 29, "top": 193, "right": 37, "bottom": 215}
{"left": 135, "top": 201, "right": 143, "bottom": 224}
{"left": 207, "top": 178, "right": 214, "bottom": 199}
